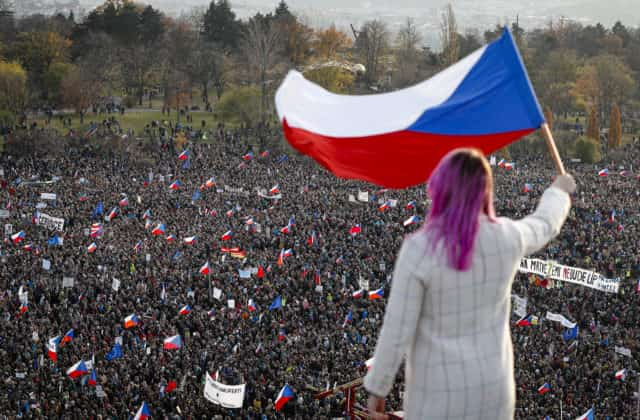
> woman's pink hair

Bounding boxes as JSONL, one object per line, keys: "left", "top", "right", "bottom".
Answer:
{"left": 424, "top": 148, "right": 496, "bottom": 271}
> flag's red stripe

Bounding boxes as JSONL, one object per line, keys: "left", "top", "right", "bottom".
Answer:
{"left": 283, "top": 120, "right": 534, "bottom": 189}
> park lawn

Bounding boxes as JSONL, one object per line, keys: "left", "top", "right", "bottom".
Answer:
{"left": 32, "top": 110, "right": 227, "bottom": 136}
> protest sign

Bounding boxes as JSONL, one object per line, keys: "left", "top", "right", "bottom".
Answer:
{"left": 519, "top": 258, "right": 619, "bottom": 293}
{"left": 545, "top": 311, "right": 576, "bottom": 328}
{"left": 204, "top": 372, "right": 245, "bottom": 408}
{"left": 36, "top": 213, "right": 65, "bottom": 231}
{"left": 40, "top": 193, "right": 57, "bottom": 200}
{"left": 512, "top": 294, "right": 527, "bottom": 318}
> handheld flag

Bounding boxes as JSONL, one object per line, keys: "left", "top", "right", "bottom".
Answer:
{"left": 537, "top": 383, "right": 550, "bottom": 395}
{"left": 90, "top": 223, "right": 103, "bottom": 238}
{"left": 178, "top": 150, "right": 189, "bottom": 161}
{"left": 152, "top": 224, "right": 166, "bottom": 236}
{"left": 248, "top": 299, "right": 257, "bottom": 312}
{"left": 87, "top": 242, "right": 97, "bottom": 253}
{"left": 47, "top": 336, "right": 60, "bottom": 362}
{"left": 562, "top": 325, "right": 579, "bottom": 341}
{"left": 183, "top": 235, "right": 197, "bottom": 245}
{"left": 598, "top": 168, "right": 609, "bottom": 177}
{"left": 179, "top": 305, "right": 191, "bottom": 315}
{"left": 369, "top": 287, "right": 384, "bottom": 300}
{"left": 107, "top": 207, "right": 118, "bottom": 221}
{"left": 269, "top": 296, "right": 282, "bottom": 310}
{"left": 275, "top": 384, "right": 294, "bottom": 411}
{"left": 205, "top": 177, "right": 216, "bottom": 188}
{"left": 269, "top": 184, "right": 280, "bottom": 194}
{"left": 276, "top": 28, "right": 545, "bottom": 188}
{"left": 615, "top": 368, "right": 627, "bottom": 381}
{"left": 105, "top": 343, "right": 123, "bottom": 361}
{"left": 516, "top": 315, "right": 538, "bottom": 327}
{"left": 220, "top": 230, "right": 233, "bottom": 241}
{"left": 163, "top": 335, "right": 182, "bottom": 350}
{"left": 66, "top": 360, "right": 89, "bottom": 379}
{"left": 88, "top": 369, "right": 97, "bottom": 386}
{"left": 199, "top": 261, "right": 210, "bottom": 275}
{"left": 576, "top": 408, "right": 594, "bottom": 420}
{"left": 242, "top": 151, "right": 254, "bottom": 161}
{"left": 134, "top": 402, "right": 151, "bottom": 420}
{"left": 124, "top": 314, "right": 140, "bottom": 329}
{"left": 11, "top": 231, "right": 25, "bottom": 244}
{"left": 142, "top": 209, "right": 151, "bottom": 220}
{"left": 405, "top": 200, "right": 416, "bottom": 210}
{"left": 61, "top": 329, "right": 74, "bottom": 345}
{"left": 523, "top": 183, "right": 532, "bottom": 193}
{"left": 119, "top": 196, "right": 129, "bottom": 207}
{"left": 403, "top": 215, "right": 420, "bottom": 227}
{"left": 169, "top": 180, "right": 182, "bottom": 190}
{"left": 349, "top": 224, "right": 361, "bottom": 236}
{"left": 343, "top": 310, "right": 353, "bottom": 327}
{"left": 352, "top": 289, "right": 364, "bottom": 299}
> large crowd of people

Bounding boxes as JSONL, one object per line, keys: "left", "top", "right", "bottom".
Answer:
{"left": 0, "top": 124, "right": 638, "bottom": 419}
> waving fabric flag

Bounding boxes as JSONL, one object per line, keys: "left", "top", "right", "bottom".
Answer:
{"left": 163, "top": 335, "right": 182, "bottom": 350}
{"left": 178, "top": 150, "right": 189, "bottom": 161}
{"left": 66, "top": 360, "right": 89, "bottom": 379}
{"left": 275, "top": 384, "right": 294, "bottom": 411}
{"left": 47, "top": 336, "right": 60, "bottom": 362}
{"left": 134, "top": 402, "right": 151, "bottom": 420}
{"left": 576, "top": 408, "right": 594, "bottom": 420}
{"left": 105, "top": 343, "right": 123, "bottom": 361}
{"left": 124, "top": 314, "right": 140, "bottom": 329}
{"left": 11, "top": 231, "right": 25, "bottom": 244}
{"left": 199, "top": 261, "right": 211, "bottom": 275}
{"left": 537, "top": 383, "right": 551, "bottom": 395}
{"left": 369, "top": 287, "right": 384, "bottom": 300}
{"left": 275, "top": 28, "right": 544, "bottom": 188}
{"left": 615, "top": 368, "right": 627, "bottom": 381}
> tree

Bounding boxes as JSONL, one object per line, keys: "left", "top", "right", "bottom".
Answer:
{"left": 440, "top": 3, "right": 459, "bottom": 66}
{"left": 355, "top": 20, "right": 389, "bottom": 85}
{"left": 203, "top": 0, "right": 242, "bottom": 51}
{"left": 393, "top": 18, "right": 422, "bottom": 88}
{"left": 42, "top": 62, "right": 72, "bottom": 105}
{"left": 586, "top": 106, "right": 599, "bottom": 141}
{"left": 590, "top": 55, "right": 635, "bottom": 119}
{"left": 574, "top": 136, "right": 601, "bottom": 163}
{"left": 314, "top": 24, "right": 351, "bottom": 59}
{"left": 458, "top": 30, "right": 481, "bottom": 58}
{"left": 186, "top": 38, "right": 228, "bottom": 104}
{"left": 242, "top": 14, "right": 282, "bottom": 121}
{"left": 61, "top": 65, "right": 102, "bottom": 123}
{"left": 536, "top": 50, "right": 578, "bottom": 115}
{"left": 216, "top": 86, "right": 261, "bottom": 124}
{"left": 609, "top": 103, "right": 622, "bottom": 149}
{"left": 0, "top": 60, "right": 27, "bottom": 114}
{"left": 304, "top": 66, "right": 354, "bottom": 93}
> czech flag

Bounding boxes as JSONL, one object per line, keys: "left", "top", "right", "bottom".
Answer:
{"left": 183, "top": 236, "right": 197, "bottom": 245}
{"left": 142, "top": 209, "right": 151, "bottom": 220}
{"left": 275, "top": 28, "right": 544, "bottom": 188}
{"left": 87, "top": 242, "right": 97, "bottom": 253}
{"left": 47, "top": 336, "right": 60, "bottom": 362}
{"left": 378, "top": 201, "right": 391, "bottom": 212}
{"left": 166, "top": 234, "right": 176, "bottom": 242}
{"left": 133, "top": 240, "right": 143, "bottom": 253}
{"left": 169, "top": 180, "right": 182, "bottom": 190}
{"left": 516, "top": 314, "right": 538, "bottom": 326}
{"left": 164, "top": 380, "right": 177, "bottom": 393}
{"left": 23, "top": 244, "right": 33, "bottom": 251}
{"left": 403, "top": 215, "right": 420, "bottom": 227}
{"left": 248, "top": 299, "right": 257, "bottom": 312}
{"left": 205, "top": 177, "right": 216, "bottom": 188}
{"left": 275, "top": 384, "right": 294, "bottom": 411}
{"left": 66, "top": 360, "right": 88, "bottom": 379}
{"left": 107, "top": 207, "right": 118, "bottom": 221}
{"left": 504, "top": 162, "right": 514, "bottom": 170}
{"left": 179, "top": 304, "right": 191, "bottom": 315}
{"left": 349, "top": 224, "right": 361, "bottom": 236}
{"left": 576, "top": 408, "right": 594, "bottom": 420}
{"left": 178, "top": 150, "right": 189, "bottom": 161}
{"left": 133, "top": 401, "right": 151, "bottom": 420}
{"left": 88, "top": 369, "right": 97, "bottom": 386}
{"left": 245, "top": 217, "right": 255, "bottom": 225}
{"left": 152, "top": 224, "right": 166, "bottom": 236}
{"left": 90, "top": 223, "right": 103, "bottom": 237}
{"left": 314, "top": 270, "right": 322, "bottom": 286}
{"left": 163, "top": 335, "right": 182, "bottom": 350}
{"left": 11, "top": 231, "right": 25, "bottom": 244}
{"left": 609, "top": 210, "right": 616, "bottom": 223}
{"left": 523, "top": 183, "right": 532, "bottom": 193}
{"left": 260, "top": 150, "right": 270, "bottom": 157}
{"left": 199, "top": 261, "right": 210, "bottom": 275}
{"left": 307, "top": 231, "right": 316, "bottom": 246}
{"left": 220, "top": 230, "right": 233, "bottom": 241}
{"left": 405, "top": 200, "right": 416, "bottom": 210}
{"left": 369, "top": 287, "right": 384, "bottom": 300}
{"left": 61, "top": 329, "right": 74, "bottom": 345}
{"left": 598, "top": 168, "right": 609, "bottom": 177}
{"left": 498, "top": 158, "right": 506, "bottom": 168}
{"left": 124, "top": 314, "right": 140, "bottom": 329}
{"left": 242, "top": 151, "right": 254, "bottom": 161}
{"left": 343, "top": 310, "right": 353, "bottom": 327}
{"left": 615, "top": 368, "right": 627, "bottom": 381}
{"left": 278, "top": 328, "right": 287, "bottom": 341}
{"left": 352, "top": 289, "right": 364, "bottom": 299}
{"left": 269, "top": 184, "right": 280, "bottom": 194}
{"left": 18, "top": 303, "right": 28, "bottom": 315}
{"left": 145, "top": 219, "right": 152, "bottom": 230}
{"left": 537, "top": 383, "right": 551, "bottom": 395}
{"left": 119, "top": 196, "right": 129, "bottom": 207}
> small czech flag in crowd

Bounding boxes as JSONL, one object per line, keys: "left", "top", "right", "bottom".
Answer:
{"left": 133, "top": 401, "right": 151, "bottom": 420}
{"left": 169, "top": 180, "right": 182, "bottom": 190}
{"left": 163, "top": 335, "right": 182, "bottom": 350}
{"left": 369, "top": 287, "right": 384, "bottom": 300}
{"left": 179, "top": 305, "right": 192, "bottom": 316}
{"left": 220, "top": 230, "right": 233, "bottom": 241}
{"left": 349, "top": 224, "right": 361, "bottom": 236}
{"left": 615, "top": 368, "right": 627, "bottom": 381}
{"left": 537, "top": 382, "right": 550, "bottom": 395}
{"left": 598, "top": 168, "right": 609, "bottom": 177}
{"left": 11, "top": 231, "right": 25, "bottom": 244}
{"left": 124, "top": 314, "right": 140, "bottom": 329}
{"left": 199, "top": 261, "right": 210, "bottom": 275}
{"left": 87, "top": 242, "right": 97, "bottom": 253}
{"left": 178, "top": 149, "right": 189, "bottom": 161}
{"left": 152, "top": 224, "right": 166, "bottom": 236}
{"left": 66, "top": 360, "right": 89, "bottom": 379}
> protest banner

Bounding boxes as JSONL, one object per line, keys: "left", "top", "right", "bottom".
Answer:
{"left": 40, "top": 193, "right": 57, "bottom": 200}
{"left": 0, "top": 210, "right": 9, "bottom": 219}
{"left": 36, "top": 213, "right": 65, "bottom": 231}
{"left": 112, "top": 278, "right": 120, "bottom": 292}
{"left": 519, "top": 258, "right": 620, "bottom": 293}
{"left": 213, "top": 288, "right": 222, "bottom": 300}
{"left": 62, "top": 277, "right": 75, "bottom": 288}
{"left": 348, "top": 194, "right": 356, "bottom": 203}
{"left": 545, "top": 311, "right": 576, "bottom": 328}
{"left": 238, "top": 269, "right": 251, "bottom": 279}
{"left": 227, "top": 299, "right": 235, "bottom": 309}
{"left": 42, "top": 259, "right": 51, "bottom": 271}
{"left": 257, "top": 190, "right": 282, "bottom": 200}
{"left": 615, "top": 346, "right": 632, "bottom": 357}
{"left": 357, "top": 190, "right": 369, "bottom": 202}
{"left": 512, "top": 294, "right": 527, "bottom": 318}
{"left": 204, "top": 372, "right": 245, "bottom": 409}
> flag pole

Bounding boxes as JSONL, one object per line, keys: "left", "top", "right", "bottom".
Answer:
{"left": 540, "top": 123, "right": 566, "bottom": 175}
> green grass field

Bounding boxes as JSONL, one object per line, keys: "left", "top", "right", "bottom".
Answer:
{"left": 33, "top": 110, "right": 227, "bottom": 135}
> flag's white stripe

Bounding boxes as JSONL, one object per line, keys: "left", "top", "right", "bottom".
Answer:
{"left": 275, "top": 45, "right": 487, "bottom": 138}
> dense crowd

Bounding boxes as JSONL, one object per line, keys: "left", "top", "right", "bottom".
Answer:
{"left": 0, "top": 126, "right": 638, "bottom": 419}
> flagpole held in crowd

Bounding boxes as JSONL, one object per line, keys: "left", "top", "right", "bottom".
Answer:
{"left": 540, "top": 122, "right": 566, "bottom": 175}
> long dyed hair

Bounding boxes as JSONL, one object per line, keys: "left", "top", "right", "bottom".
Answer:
{"left": 425, "top": 148, "right": 496, "bottom": 271}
